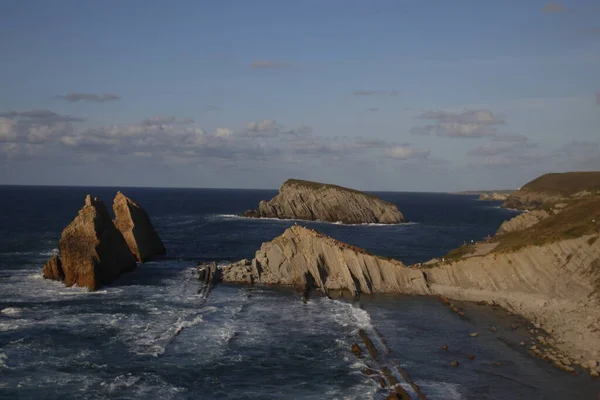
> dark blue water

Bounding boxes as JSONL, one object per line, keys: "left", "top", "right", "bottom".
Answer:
{"left": 0, "top": 186, "right": 598, "bottom": 399}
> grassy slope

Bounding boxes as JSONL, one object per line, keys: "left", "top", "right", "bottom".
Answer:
{"left": 282, "top": 179, "right": 378, "bottom": 199}
{"left": 518, "top": 172, "right": 600, "bottom": 196}
{"left": 494, "top": 198, "right": 600, "bottom": 252}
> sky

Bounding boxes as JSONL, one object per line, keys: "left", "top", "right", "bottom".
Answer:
{"left": 1, "top": 0, "right": 599, "bottom": 192}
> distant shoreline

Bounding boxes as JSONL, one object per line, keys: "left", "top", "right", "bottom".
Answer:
{"left": 453, "top": 190, "right": 514, "bottom": 195}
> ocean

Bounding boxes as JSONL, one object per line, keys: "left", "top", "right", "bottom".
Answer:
{"left": 1, "top": 186, "right": 599, "bottom": 399}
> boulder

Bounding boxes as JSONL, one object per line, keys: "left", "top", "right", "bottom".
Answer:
{"left": 42, "top": 255, "right": 64, "bottom": 281}
{"left": 58, "top": 195, "right": 137, "bottom": 290}
{"left": 113, "top": 192, "right": 165, "bottom": 262}
{"left": 242, "top": 179, "right": 406, "bottom": 224}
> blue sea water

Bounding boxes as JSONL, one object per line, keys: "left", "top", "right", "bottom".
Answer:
{"left": 0, "top": 186, "right": 598, "bottom": 399}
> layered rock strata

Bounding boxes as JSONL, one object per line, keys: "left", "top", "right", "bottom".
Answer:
{"left": 242, "top": 179, "right": 405, "bottom": 224}
{"left": 220, "top": 226, "right": 430, "bottom": 297}
{"left": 221, "top": 224, "right": 600, "bottom": 365}
{"left": 113, "top": 191, "right": 166, "bottom": 262}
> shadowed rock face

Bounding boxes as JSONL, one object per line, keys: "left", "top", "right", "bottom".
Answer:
{"left": 113, "top": 192, "right": 165, "bottom": 262}
{"left": 242, "top": 179, "right": 405, "bottom": 224}
{"left": 54, "top": 195, "right": 137, "bottom": 290}
{"left": 42, "top": 255, "right": 63, "bottom": 281}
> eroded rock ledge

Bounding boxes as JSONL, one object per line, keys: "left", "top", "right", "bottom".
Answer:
{"left": 221, "top": 225, "right": 429, "bottom": 297}
{"left": 221, "top": 223, "right": 600, "bottom": 366}
{"left": 242, "top": 179, "right": 406, "bottom": 224}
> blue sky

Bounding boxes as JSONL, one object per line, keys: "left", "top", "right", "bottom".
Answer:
{"left": 1, "top": 0, "right": 599, "bottom": 191}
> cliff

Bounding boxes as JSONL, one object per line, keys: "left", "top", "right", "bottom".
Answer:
{"left": 113, "top": 191, "right": 166, "bottom": 262}
{"left": 478, "top": 192, "right": 509, "bottom": 201}
{"left": 503, "top": 171, "right": 600, "bottom": 210}
{"left": 220, "top": 225, "right": 430, "bottom": 297}
{"left": 242, "top": 179, "right": 405, "bottom": 224}
{"left": 222, "top": 198, "right": 600, "bottom": 367}
{"left": 53, "top": 195, "right": 137, "bottom": 290}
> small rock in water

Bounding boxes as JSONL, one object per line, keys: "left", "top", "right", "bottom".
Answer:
{"left": 469, "top": 332, "right": 478, "bottom": 337}
{"left": 351, "top": 344, "right": 362, "bottom": 357}
{"left": 510, "top": 324, "right": 518, "bottom": 330}
{"left": 519, "top": 341, "right": 525, "bottom": 346}
{"left": 468, "top": 354, "right": 476, "bottom": 360}
{"left": 530, "top": 345, "right": 537, "bottom": 351}
{"left": 590, "top": 369, "right": 599, "bottom": 377}
{"left": 450, "top": 361, "right": 459, "bottom": 367}
{"left": 493, "top": 362, "right": 502, "bottom": 366}
{"left": 441, "top": 345, "right": 449, "bottom": 351}
{"left": 490, "top": 326, "right": 498, "bottom": 332}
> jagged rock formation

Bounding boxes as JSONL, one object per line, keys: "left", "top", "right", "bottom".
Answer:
{"left": 220, "top": 226, "right": 429, "bottom": 297}
{"left": 242, "top": 179, "right": 405, "bottom": 224}
{"left": 503, "top": 171, "right": 600, "bottom": 210}
{"left": 222, "top": 198, "right": 600, "bottom": 365}
{"left": 43, "top": 195, "right": 137, "bottom": 290}
{"left": 113, "top": 191, "right": 165, "bottom": 262}
{"left": 478, "top": 192, "right": 509, "bottom": 201}
{"left": 496, "top": 210, "right": 550, "bottom": 235}
{"left": 42, "top": 255, "right": 64, "bottom": 281}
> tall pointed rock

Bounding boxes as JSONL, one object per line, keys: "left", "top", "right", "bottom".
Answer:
{"left": 58, "top": 195, "right": 137, "bottom": 290}
{"left": 113, "top": 192, "right": 166, "bottom": 262}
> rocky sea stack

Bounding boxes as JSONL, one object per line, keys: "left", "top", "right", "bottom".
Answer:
{"left": 242, "top": 179, "right": 406, "bottom": 224}
{"left": 42, "top": 193, "right": 165, "bottom": 291}
{"left": 113, "top": 191, "right": 166, "bottom": 262}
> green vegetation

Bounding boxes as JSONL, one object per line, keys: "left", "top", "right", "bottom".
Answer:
{"left": 519, "top": 172, "right": 600, "bottom": 196}
{"left": 494, "top": 198, "right": 600, "bottom": 252}
{"left": 283, "top": 179, "right": 378, "bottom": 199}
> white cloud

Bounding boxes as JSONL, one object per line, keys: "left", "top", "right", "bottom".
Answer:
{"left": 413, "top": 108, "right": 505, "bottom": 138}
{"left": 55, "top": 92, "right": 121, "bottom": 102}
{"left": 215, "top": 128, "right": 235, "bottom": 139}
{"left": 385, "top": 145, "right": 430, "bottom": 160}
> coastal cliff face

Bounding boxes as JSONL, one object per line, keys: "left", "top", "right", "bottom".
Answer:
{"left": 57, "top": 195, "right": 137, "bottom": 290}
{"left": 425, "top": 234, "right": 600, "bottom": 362}
{"left": 222, "top": 199, "right": 600, "bottom": 363}
{"left": 496, "top": 210, "right": 550, "bottom": 235}
{"left": 113, "top": 191, "right": 166, "bottom": 262}
{"left": 478, "top": 192, "right": 509, "bottom": 201}
{"left": 221, "top": 226, "right": 430, "bottom": 297}
{"left": 503, "top": 172, "right": 600, "bottom": 210}
{"left": 243, "top": 179, "right": 405, "bottom": 224}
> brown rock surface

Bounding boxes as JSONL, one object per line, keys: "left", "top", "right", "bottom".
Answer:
{"left": 58, "top": 195, "right": 137, "bottom": 290}
{"left": 42, "top": 255, "right": 64, "bottom": 281}
{"left": 242, "top": 179, "right": 405, "bottom": 224}
{"left": 113, "top": 192, "right": 165, "bottom": 262}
